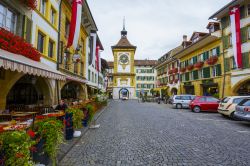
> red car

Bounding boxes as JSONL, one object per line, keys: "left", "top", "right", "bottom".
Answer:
{"left": 189, "top": 96, "right": 220, "bottom": 113}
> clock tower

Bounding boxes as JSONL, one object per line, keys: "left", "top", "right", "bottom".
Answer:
{"left": 111, "top": 20, "right": 136, "bottom": 99}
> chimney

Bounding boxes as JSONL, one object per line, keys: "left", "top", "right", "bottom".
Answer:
{"left": 183, "top": 35, "right": 187, "bottom": 42}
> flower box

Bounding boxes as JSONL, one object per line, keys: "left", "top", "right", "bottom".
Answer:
{"left": 187, "top": 65, "right": 194, "bottom": 71}
{"left": 168, "top": 69, "right": 173, "bottom": 75}
{"left": 180, "top": 67, "right": 186, "bottom": 73}
{"left": 19, "top": 0, "right": 37, "bottom": 10}
{"left": 194, "top": 61, "right": 204, "bottom": 69}
{"left": 173, "top": 68, "right": 178, "bottom": 73}
{"left": 0, "top": 28, "right": 41, "bottom": 61}
{"left": 206, "top": 56, "right": 218, "bottom": 65}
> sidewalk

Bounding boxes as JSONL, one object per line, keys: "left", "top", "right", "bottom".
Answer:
{"left": 57, "top": 101, "right": 110, "bottom": 162}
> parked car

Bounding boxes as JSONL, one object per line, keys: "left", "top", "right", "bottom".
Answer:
{"left": 172, "top": 95, "right": 195, "bottom": 109}
{"left": 189, "top": 96, "right": 220, "bottom": 113}
{"left": 234, "top": 98, "right": 250, "bottom": 121}
{"left": 218, "top": 96, "right": 249, "bottom": 118}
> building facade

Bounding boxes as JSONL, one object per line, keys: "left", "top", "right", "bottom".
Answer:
{"left": 210, "top": 0, "right": 250, "bottom": 97}
{"left": 111, "top": 25, "right": 137, "bottom": 99}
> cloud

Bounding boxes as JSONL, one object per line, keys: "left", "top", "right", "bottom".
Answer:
{"left": 88, "top": 0, "right": 231, "bottom": 61}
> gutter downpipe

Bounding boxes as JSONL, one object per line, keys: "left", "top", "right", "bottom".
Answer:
{"left": 56, "top": 0, "right": 63, "bottom": 104}
{"left": 221, "top": 25, "right": 226, "bottom": 98}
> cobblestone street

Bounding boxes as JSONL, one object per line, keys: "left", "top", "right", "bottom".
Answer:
{"left": 60, "top": 100, "right": 250, "bottom": 166}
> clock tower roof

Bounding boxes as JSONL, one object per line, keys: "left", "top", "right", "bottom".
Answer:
{"left": 112, "top": 18, "right": 136, "bottom": 50}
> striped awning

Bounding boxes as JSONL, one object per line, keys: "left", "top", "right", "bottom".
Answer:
{"left": 0, "top": 49, "right": 66, "bottom": 81}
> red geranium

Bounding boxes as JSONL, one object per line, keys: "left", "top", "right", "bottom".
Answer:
{"left": 173, "top": 68, "right": 178, "bottom": 73}
{"left": 27, "top": 129, "right": 35, "bottom": 138}
{"left": 194, "top": 61, "right": 204, "bottom": 69}
{"left": 0, "top": 28, "right": 41, "bottom": 61}
{"left": 206, "top": 56, "right": 218, "bottom": 65}
{"left": 187, "top": 65, "right": 194, "bottom": 71}
{"left": 180, "top": 67, "right": 186, "bottom": 73}
{"left": 19, "top": 0, "right": 37, "bottom": 10}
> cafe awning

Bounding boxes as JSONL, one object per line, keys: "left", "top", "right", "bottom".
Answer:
{"left": 0, "top": 49, "right": 66, "bottom": 81}
{"left": 66, "top": 75, "right": 87, "bottom": 84}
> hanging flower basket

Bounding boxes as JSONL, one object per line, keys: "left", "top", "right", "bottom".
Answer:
{"left": 168, "top": 69, "right": 173, "bottom": 75}
{"left": 187, "top": 65, "right": 194, "bottom": 71}
{"left": 173, "top": 68, "right": 178, "bottom": 74}
{"left": 180, "top": 67, "right": 186, "bottom": 73}
{"left": 206, "top": 56, "right": 218, "bottom": 65}
{"left": 19, "top": 0, "right": 37, "bottom": 10}
{"left": 194, "top": 61, "right": 204, "bottom": 69}
{"left": 0, "top": 28, "right": 41, "bottom": 61}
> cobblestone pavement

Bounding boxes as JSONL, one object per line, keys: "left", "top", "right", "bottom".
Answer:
{"left": 59, "top": 100, "right": 250, "bottom": 166}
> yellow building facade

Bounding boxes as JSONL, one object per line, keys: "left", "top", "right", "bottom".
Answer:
{"left": 111, "top": 26, "right": 137, "bottom": 99}
{"left": 176, "top": 35, "right": 224, "bottom": 98}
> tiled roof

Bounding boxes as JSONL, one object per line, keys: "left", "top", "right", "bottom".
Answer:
{"left": 107, "top": 59, "right": 157, "bottom": 68}
{"left": 112, "top": 36, "right": 136, "bottom": 49}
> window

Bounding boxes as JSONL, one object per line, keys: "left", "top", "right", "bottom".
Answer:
{"left": 229, "top": 34, "right": 232, "bottom": 46}
{"left": 88, "top": 70, "right": 90, "bottom": 80}
{"left": 241, "top": 27, "right": 248, "bottom": 43}
{"left": 202, "top": 67, "right": 210, "bottom": 78}
{"left": 48, "top": 40, "right": 54, "bottom": 58}
{"left": 65, "top": 18, "right": 70, "bottom": 38}
{"left": 233, "top": 98, "right": 245, "bottom": 104}
{"left": 0, "top": 4, "right": 16, "bottom": 33}
{"left": 40, "top": 0, "right": 47, "bottom": 15}
{"left": 193, "top": 56, "right": 197, "bottom": 64}
{"left": 240, "top": 5, "right": 246, "bottom": 19}
{"left": 212, "top": 64, "right": 222, "bottom": 77}
{"left": 231, "top": 57, "right": 237, "bottom": 69}
{"left": 242, "top": 52, "right": 250, "bottom": 69}
{"left": 207, "top": 97, "right": 219, "bottom": 102}
{"left": 185, "top": 72, "right": 189, "bottom": 81}
{"left": 64, "top": 52, "right": 70, "bottom": 70}
{"left": 248, "top": 4, "right": 250, "bottom": 16}
{"left": 239, "top": 99, "right": 250, "bottom": 106}
{"left": 203, "top": 51, "right": 209, "bottom": 61}
{"left": 37, "top": 32, "right": 45, "bottom": 53}
{"left": 50, "top": 7, "right": 56, "bottom": 25}
{"left": 221, "top": 16, "right": 229, "bottom": 29}
{"left": 193, "top": 70, "right": 199, "bottom": 80}
{"left": 224, "top": 58, "right": 231, "bottom": 72}
{"left": 199, "top": 97, "right": 206, "bottom": 102}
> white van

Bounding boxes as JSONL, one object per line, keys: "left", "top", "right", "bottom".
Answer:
{"left": 172, "top": 95, "right": 195, "bottom": 109}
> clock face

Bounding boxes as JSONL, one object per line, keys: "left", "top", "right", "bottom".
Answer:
{"left": 119, "top": 54, "right": 129, "bottom": 64}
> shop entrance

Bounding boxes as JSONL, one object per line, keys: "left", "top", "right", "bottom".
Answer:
{"left": 202, "top": 84, "right": 219, "bottom": 97}
{"left": 61, "top": 82, "right": 83, "bottom": 101}
{"left": 119, "top": 88, "right": 129, "bottom": 99}
{"left": 184, "top": 85, "right": 195, "bottom": 95}
{"left": 236, "top": 80, "right": 250, "bottom": 95}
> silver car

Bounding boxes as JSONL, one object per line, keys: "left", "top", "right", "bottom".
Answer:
{"left": 172, "top": 95, "right": 195, "bottom": 109}
{"left": 234, "top": 98, "right": 250, "bottom": 121}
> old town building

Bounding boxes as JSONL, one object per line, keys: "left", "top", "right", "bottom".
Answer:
{"left": 210, "top": 0, "right": 250, "bottom": 97}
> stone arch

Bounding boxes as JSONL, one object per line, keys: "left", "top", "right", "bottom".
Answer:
{"left": 170, "top": 87, "right": 178, "bottom": 95}
{"left": 60, "top": 81, "right": 86, "bottom": 101}
{"left": 119, "top": 88, "right": 129, "bottom": 99}
{"left": 5, "top": 74, "right": 54, "bottom": 107}
{"left": 232, "top": 77, "right": 250, "bottom": 96}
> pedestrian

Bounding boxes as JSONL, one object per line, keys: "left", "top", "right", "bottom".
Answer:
{"left": 55, "top": 99, "right": 68, "bottom": 111}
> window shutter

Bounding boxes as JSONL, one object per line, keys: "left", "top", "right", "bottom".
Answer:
{"left": 193, "top": 70, "right": 199, "bottom": 80}
{"left": 216, "top": 46, "right": 220, "bottom": 56}
{"left": 242, "top": 52, "right": 250, "bottom": 69}
{"left": 221, "top": 16, "right": 229, "bottom": 29}
{"left": 203, "top": 67, "right": 210, "bottom": 78}
{"left": 241, "top": 27, "right": 248, "bottom": 43}
{"left": 23, "top": 16, "right": 33, "bottom": 43}
{"left": 185, "top": 72, "right": 189, "bottom": 81}
{"left": 216, "top": 64, "right": 222, "bottom": 76}
{"left": 223, "top": 36, "right": 229, "bottom": 49}
{"left": 193, "top": 56, "right": 198, "bottom": 63}
{"left": 240, "top": 5, "right": 246, "bottom": 19}
{"left": 231, "top": 57, "right": 237, "bottom": 69}
{"left": 224, "top": 58, "right": 230, "bottom": 72}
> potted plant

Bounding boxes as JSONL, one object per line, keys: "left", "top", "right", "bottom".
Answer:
{"left": 35, "top": 118, "right": 64, "bottom": 166}
{"left": 173, "top": 68, "right": 178, "bottom": 74}
{"left": 187, "top": 65, "right": 194, "bottom": 71}
{"left": 206, "top": 56, "right": 218, "bottom": 65}
{"left": 0, "top": 131, "right": 35, "bottom": 166}
{"left": 194, "top": 61, "right": 204, "bottom": 69}
{"left": 180, "top": 67, "right": 186, "bottom": 73}
{"left": 66, "top": 108, "right": 84, "bottom": 129}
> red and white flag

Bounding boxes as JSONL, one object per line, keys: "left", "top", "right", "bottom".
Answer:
{"left": 230, "top": 5, "right": 242, "bottom": 68}
{"left": 95, "top": 45, "right": 100, "bottom": 72}
{"left": 67, "top": 0, "right": 83, "bottom": 49}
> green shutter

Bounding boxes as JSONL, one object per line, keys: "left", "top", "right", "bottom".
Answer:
{"left": 216, "top": 64, "right": 222, "bottom": 76}
{"left": 223, "top": 36, "right": 229, "bottom": 49}
{"left": 242, "top": 53, "right": 250, "bottom": 69}
{"left": 203, "top": 52, "right": 209, "bottom": 60}
{"left": 216, "top": 47, "right": 220, "bottom": 56}
{"left": 185, "top": 72, "right": 189, "bottom": 81}
{"left": 193, "top": 56, "right": 198, "bottom": 64}
{"left": 23, "top": 16, "right": 33, "bottom": 43}
{"left": 203, "top": 67, "right": 210, "bottom": 78}
{"left": 221, "top": 16, "right": 229, "bottom": 29}
{"left": 193, "top": 70, "right": 199, "bottom": 80}
{"left": 240, "top": 5, "right": 246, "bottom": 19}
{"left": 241, "top": 27, "right": 248, "bottom": 43}
{"left": 224, "top": 58, "right": 230, "bottom": 72}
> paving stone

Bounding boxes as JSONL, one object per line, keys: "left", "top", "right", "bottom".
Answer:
{"left": 59, "top": 100, "right": 250, "bottom": 166}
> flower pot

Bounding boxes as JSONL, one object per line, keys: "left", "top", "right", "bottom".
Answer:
{"left": 32, "top": 139, "right": 50, "bottom": 165}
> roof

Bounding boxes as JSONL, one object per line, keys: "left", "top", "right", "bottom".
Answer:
{"left": 107, "top": 59, "right": 158, "bottom": 68}
{"left": 112, "top": 36, "right": 136, "bottom": 49}
{"left": 190, "top": 32, "right": 208, "bottom": 42}
{"left": 206, "top": 22, "right": 220, "bottom": 29}
{"left": 209, "top": 0, "right": 243, "bottom": 20}
{"left": 134, "top": 60, "right": 158, "bottom": 66}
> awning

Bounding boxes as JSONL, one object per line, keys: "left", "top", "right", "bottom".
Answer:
{"left": 0, "top": 49, "right": 66, "bottom": 81}
{"left": 66, "top": 75, "right": 87, "bottom": 84}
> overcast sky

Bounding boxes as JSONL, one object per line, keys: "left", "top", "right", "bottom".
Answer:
{"left": 88, "top": 0, "right": 231, "bottom": 61}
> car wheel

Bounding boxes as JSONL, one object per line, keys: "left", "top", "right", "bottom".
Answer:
{"left": 193, "top": 106, "right": 201, "bottom": 113}
{"left": 176, "top": 103, "right": 182, "bottom": 109}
